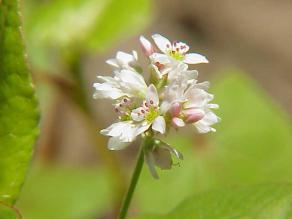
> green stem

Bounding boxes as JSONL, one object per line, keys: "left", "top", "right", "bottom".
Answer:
{"left": 118, "top": 138, "right": 150, "bottom": 219}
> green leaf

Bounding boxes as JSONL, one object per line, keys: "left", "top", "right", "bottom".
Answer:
{"left": 134, "top": 184, "right": 292, "bottom": 219}
{"left": 135, "top": 70, "right": 292, "bottom": 214}
{"left": 23, "top": 0, "right": 152, "bottom": 72}
{"left": 16, "top": 165, "right": 113, "bottom": 219}
{"left": 0, "top": 204, "right": 20, "bottom": 219}
{"left": 0, "top": 0, "right": 39, "bottom": 205}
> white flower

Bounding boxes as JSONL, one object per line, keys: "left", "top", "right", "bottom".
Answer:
{"left": 106, "top": 51, "right": 138, "bottom": 71}
{"left": 152, "top": 34, "right": 209, "bottom": 64}
{"left": 130, "top": 84, "right": 166, "bottom": 134}
{"left": 100, "top": 84, "right": 166, "bottom": 150}
{"left": 93, "top": 69, "right": 147, "bottom": 100}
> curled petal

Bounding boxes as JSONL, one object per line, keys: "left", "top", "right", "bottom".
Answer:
{"left": 152, "top": 34, "right": 171, "bottom": 53}
{"left": 140, "top": 36, "right": 154, "bottom": 56}
{"left": 152, "top": 116, "right": 166, "bottom": 134}
{"left": 184, "top": 53, "right": 209, "bottom": 64}
{"left": 172, "top": 117, "right": 185, "bottom": 128}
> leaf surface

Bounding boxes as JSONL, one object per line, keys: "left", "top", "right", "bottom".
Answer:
{"left": 0, "top": 0, "right": 39, "bottom": 206}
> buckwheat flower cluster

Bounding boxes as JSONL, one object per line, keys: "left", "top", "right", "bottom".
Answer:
{"left": 93, "top": 34, "right": 220, "bottom": 178}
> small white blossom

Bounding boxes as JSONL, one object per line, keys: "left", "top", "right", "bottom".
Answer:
{"left": 151, "top": 34, "right": 209, "bottom": 65}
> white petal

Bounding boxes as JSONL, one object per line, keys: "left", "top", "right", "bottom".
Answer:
{"left": 132, "top": 50, "right": 138, "bottom": 60}
{"left": 195, "top": 81, "right": 210, "bottom": 90}
{"left": 93, "top": 83, "right": 124, "bottom": 99}
{"left": 136, "top": 122, "right": 151, "bottom": 135}
{"left": 131, "top": 107, "right": 145, "bottom": 122}
{"left": 106, "top": 59, "right": 119, "bottom": 68}
{"left": 100, "top": 122, "right": 131, "bottom": 137}
{"left": 146, "top": 84, "right": 159, "bottom": 106}
{"left": 160, "top": 101, "right": 171, "bottom": 114}
{"left": 194, "top": 111, "right": 220, "bottom": 133}
{"left": 116, "top": 51, "right": 135, "bottom": 64}
{"left": 150, "top": 53, "right": 170, "bottom": 65}
{"left": 120, "top": 123, "right": 140, "bottom": 142}
{"left": 108, "top": 137, "right": 130, "bottom": 150}
{"left": 152, "top": 34, "right": 171, "bottom": 54}
{"left": 118, "top": 70, "right": 147, "bottom": 95}
{"left": 175, "top": 41, "right": 189, "bottom": 53}
{"left": 184, "top": 53, "right": 209, "bottom": 64}
{"left": 152, "top": 116, "right": 166, "bottom": 134}
{"left": 172, "top": 117, "right": 185, "bottom": 128}
{"left": 184, "top": 88, "right": 213, "bottom": 109}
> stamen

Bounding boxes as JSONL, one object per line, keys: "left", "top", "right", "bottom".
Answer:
{"left": 150, "top": 100, "right": 154, "bottom": 104}
{"left": 141, "top": 109, "right": 145, "bottom": 114}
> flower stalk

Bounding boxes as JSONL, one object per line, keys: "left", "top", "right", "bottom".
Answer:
{"left": 118, "top": 137, "right": 151, "bottom": 219}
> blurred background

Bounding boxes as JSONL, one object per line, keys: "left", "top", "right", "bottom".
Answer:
{"left": 16, "top": 0, "right": 292, "bottom": 218}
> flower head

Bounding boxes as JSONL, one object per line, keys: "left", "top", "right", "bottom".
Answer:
{"left": 93, "top": 34, "right": 220, "bottom": 178}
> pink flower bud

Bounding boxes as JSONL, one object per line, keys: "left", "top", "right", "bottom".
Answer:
{"left": 170, "top": 102, "right": 181, "bottom": 117}
{"left": 139, "top": 36, "right": 154, "bottom": 56}
{"left": 183, "top": 109, "right": 205, "bottom": 124}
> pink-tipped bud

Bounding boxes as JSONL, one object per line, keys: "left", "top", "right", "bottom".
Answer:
{"left": 139, "top": 36, "right": 154, "bottom": 56}
{"left": 170, "top": 102, "right": 181, "bottom": 117}
{"left": 172, "top": 117, "right": 185, "bottom": 128}
{"left": 183, "top": 109, "right": 205, "bottom": 124}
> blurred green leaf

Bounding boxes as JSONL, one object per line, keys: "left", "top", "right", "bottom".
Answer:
{"left": 135, "top": 70, "right": 292, "bottom": 214}
{"left": 23, "top": 0, "right": 152, "bottom": 72}
{"left": 0, "top": 204, "right": 20, "bottom": 219}
{"left": 16, "top": 165, "right": 113, "bottom": 219}
{"left": 0, "top": 0, "right": 39, "bottom": 206}
{"left": 134, "top": 184, "right": 292, "bottom": 219}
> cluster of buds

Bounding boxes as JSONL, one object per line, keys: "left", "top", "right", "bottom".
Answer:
{"left": 93, "top": 34, "right": 220, "bottom": 178}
